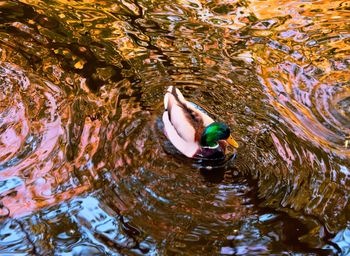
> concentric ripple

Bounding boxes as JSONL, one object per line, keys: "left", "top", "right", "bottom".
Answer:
{"left": 94, "top": 52, "right": 323, "bottom": 252}
{"left": 0, "top": 0, "right": 349, "bottom": 255}
{"left": 250, "top": 0, "right": 350, "bottom": 157}
{"left": 259, "top": 61, "right": 350, "bottom": 156}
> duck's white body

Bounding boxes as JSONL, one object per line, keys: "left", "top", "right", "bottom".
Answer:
{"left": 162, "top": 86, "right": 216, "bottom": 158}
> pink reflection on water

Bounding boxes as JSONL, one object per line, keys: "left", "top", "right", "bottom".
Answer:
{"left": 0, "top": 64, "right": 103, "bottom": 217}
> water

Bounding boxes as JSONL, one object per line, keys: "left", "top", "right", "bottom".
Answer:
{"left": 0, "top": 0, "right": 349, "bottom": 255}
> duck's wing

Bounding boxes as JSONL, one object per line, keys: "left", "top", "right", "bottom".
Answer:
{"left": 185, "top": 101, "right": 214, "bottom": 127}
{"left": 164, "top": 86, "right": 197, "bottom": 142}
{"left": 162, "top": 111, "right": 198, "bottom": 157}
{"left": 165, "top": 86, "right": 214, "bottom": 125}
{"left": 163, "top": 86, "right": 213, "bottom": 157}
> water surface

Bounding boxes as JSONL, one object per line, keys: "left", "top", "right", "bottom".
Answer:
{"left": 0, "top": 0, "right": 349, "bottom": 255}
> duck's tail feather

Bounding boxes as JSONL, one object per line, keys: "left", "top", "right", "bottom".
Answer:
{"left": 164, "top": 86, "right": 187, "bottom": 110}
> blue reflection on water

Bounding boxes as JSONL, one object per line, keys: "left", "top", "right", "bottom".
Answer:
{"left": 0, "top": 177, "right": 23, "bottom": 194}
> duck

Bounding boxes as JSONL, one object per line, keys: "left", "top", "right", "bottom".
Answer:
{"left": 162, "top": 86, "right": 239, "bottom": 159}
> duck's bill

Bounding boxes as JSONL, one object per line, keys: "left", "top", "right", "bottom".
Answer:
{"left": 227, "top": 135, "right": 239, "bottom": 148}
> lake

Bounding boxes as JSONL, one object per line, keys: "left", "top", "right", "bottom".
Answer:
{"left": 0, "top": 0, "right": 349, "bottom": 255}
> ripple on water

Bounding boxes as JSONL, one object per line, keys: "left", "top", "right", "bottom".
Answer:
{"left": 250, "top": 1, "right": 350, "bottom": 157}
{"left": 0, "top": 62, "right": 90, "bottom": 217}
{"left": 245, "top": 0, "right": 350, "bottom": 239}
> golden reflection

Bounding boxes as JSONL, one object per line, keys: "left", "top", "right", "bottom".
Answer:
{"left": 252, "top": 0, "right": 350, "bottom": 157}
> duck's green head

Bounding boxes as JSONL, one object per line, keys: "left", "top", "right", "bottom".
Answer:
{"left": 200, "top": 122, "right": 239, "bottom": 148}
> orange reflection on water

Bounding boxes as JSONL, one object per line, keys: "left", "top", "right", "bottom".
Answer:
{"left": 252, "top": 0, "right": 350, "bottom": 158}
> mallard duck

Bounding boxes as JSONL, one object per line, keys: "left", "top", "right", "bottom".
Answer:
{"left": 162, "top": 86, "right": 239, "bottom": 159}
